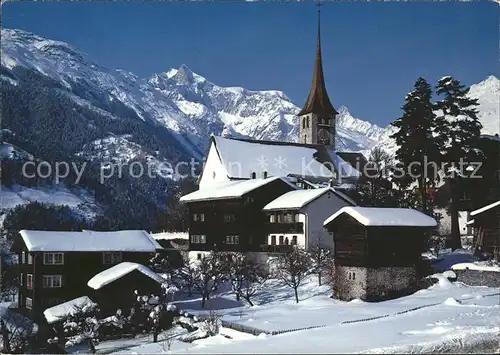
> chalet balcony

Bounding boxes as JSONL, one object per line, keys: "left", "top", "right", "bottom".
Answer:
{"left": 260, "top": 244, "right": 294, "bottom": 254}
{"left": 266, "top": 222, "right": 304, "bottom": 234}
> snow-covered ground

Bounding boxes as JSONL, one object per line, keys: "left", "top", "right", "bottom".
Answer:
{"left": 87, "top": 271, "right": 499, "bottom": 354}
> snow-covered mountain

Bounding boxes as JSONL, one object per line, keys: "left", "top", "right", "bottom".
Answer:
{"left": 0, "top": 28, "right": 393, "bottom": 162}
{"left": 1, "top": 28, "right": 498, "bottom": 164}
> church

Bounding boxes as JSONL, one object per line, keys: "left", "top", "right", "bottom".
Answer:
{"left": 180, "top": 7, "right": 367, "bottom": 261}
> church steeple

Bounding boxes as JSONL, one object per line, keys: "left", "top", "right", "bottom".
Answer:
{"left": 298, "top": 2, "right": 337, "bottom": 117}
{"left": 298, "top": 2, "right": 337, "bottom": 149}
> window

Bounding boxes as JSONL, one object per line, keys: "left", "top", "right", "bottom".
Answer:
{"left": 302, "top": 117, "right": 305, "bottom": 129}
{"left": 28, "top": 254, "right": 33, "bottom": 264}
{"left": 284, "top": 237, "right": 289, "bottom": 245}
{"left": 352, "top": 272, "right": 356, "bottom": 280}
{"left": 193, "top": 213, "right": 198, "bottom": 222}
{"left": 43, "top": 253, "right": 64, "bottom": 265}
{"left": 348, "top": 272, "right": 351, "bottom": 280}
{"left": 277, "top": 214, "right": 283, "bottom": 224}
{"left": 197, "top": 253, "right": 202, "bottom": 260}
{"left": 251, "top": 172, "right": 256, "bottom": 179}
{"left": 26, "top": 297, "right": 33, "bottom": 310}
{"left": 200, "top": 213, "right": 205, "bottom": 222}
{"left": 292, "top": 236, "right": 298, "bottom": 245}
{"left": 103, "top": 252, "right": 122, "bottom": 264}
{"left": 226, "top": 235, "right": 240, "bottom": 245}
{"left": 307, "top": 117, "right": 310, "bottom": 128}
{"left": 285, "top": 213, "right": 294, "bottom": 223}
{"left": 224, "top": 214, "right": 236, "bottom": 223}
{"left": 27, "top": 274, "right": 33, "bottom": 290}
{"left": 20, "top": 273, "right": 23, "bottom": 286}
{"left": 190, "top": 235, "right": 206, "bottom": 244}
{"left": 270, "top": 214, "right": 276, "bottom": 223}
{"left": 279, "top": 235, "right": 284, "bottom": 245}
{"left": 43, "top": 275, "right": 62, "bottom": 288}
{"left": 21, "top": 251, "right": 26, "bottom": 264}
{"left": 271, "top": 235, "right": 276, "bottom": 245}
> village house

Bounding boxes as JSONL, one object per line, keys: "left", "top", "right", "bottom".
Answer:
{"left": 469, "top": 200, "right": 500, "bottom": 260}
{"left": 262, "top": 187, "right": 356, "bottom": 253}
{"left": 180, "top": 176, "right": 297, "bottom": 262}
{"left": 323, "top": 207, "right": 437, "bottom": 301}
{"left": 11, "top": 229, "right": 162, "bottom": 321}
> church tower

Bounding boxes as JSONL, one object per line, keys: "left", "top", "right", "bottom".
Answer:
{"left": 298, "top": 3, "right": 338, "bottom": 149}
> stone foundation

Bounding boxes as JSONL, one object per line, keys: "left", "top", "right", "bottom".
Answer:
{"left": 334, "top": 265, "right": 417, "bottom": 301}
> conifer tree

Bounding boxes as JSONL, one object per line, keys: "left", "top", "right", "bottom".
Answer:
{"left": 390, "top": 77, "right": 441, "bottom": 214}
{"left": 434, "top": 76, "right": 482, "bottom": 250}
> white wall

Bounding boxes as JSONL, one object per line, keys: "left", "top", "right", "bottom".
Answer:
{"left": 303, "top": 191, "right": 352, "bottom": 250}
{"left": 198, "top": 142, "right": 230, "bottom": 189}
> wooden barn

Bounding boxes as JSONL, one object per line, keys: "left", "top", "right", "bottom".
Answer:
{"left": 469, "top": 200, "right": 500, "bottom": 260}
{"left": 323, "top": 207, "right": 437, "bottom": 301}
{"left": 87, "top": 262, "right": 166, "bottom": 314}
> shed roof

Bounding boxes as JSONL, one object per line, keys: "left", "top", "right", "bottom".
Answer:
{"left": 87, "top": 262, "right": 166, "bottom": 290}
{"left": 323, "top": 207, "right": 437, "bottom": 228}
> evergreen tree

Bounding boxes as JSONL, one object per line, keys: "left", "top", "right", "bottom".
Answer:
{"left": 434, "top": 76, "right": 482, "bottom": 250}
{"left": 390, "top": 77, "right": 441, "bottom": 214}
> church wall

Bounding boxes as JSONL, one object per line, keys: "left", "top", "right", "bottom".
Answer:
{"left": 198, "top": 142, "right": 231, "bottom": 189}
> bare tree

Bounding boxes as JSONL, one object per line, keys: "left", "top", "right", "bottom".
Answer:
{"left": 308, "top": 236, "right": 333, "bottom": 286}
{"left": 189, "top": 251, "right": 227, "bottom": 308}
{"left": 274, "top": 248, "right": 312, "bottom": 303}
{"left": 226, "top": 253, "right": 268, "bottom": 306}
{"left": 0, "top": 309, "right": 36, "bottom": 354}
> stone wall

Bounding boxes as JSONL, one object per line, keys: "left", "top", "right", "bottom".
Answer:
{"left": 333, "top": 265, "right": 418, "bottom": 301}
{"left": 365, "top": 267, "right": 417, "bottom": 301}
{"left": 453, "top": 269, "right": 500, "bottom": 287}
{"left": 333, "top": 266, "right": 368, "bottom": 300}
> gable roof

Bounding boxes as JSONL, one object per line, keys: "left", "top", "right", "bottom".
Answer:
{"left": 19, "top": 230, "right": 162, "bottom": 252}
{"left": 470, "top": 200, "right": 500, "bottom": 217}
{"left": 209, "top": 135, "right": 363, "bottom": 182}
{"left": 180, "top": 176, "right": 296, "bottom": 203}
{"left": 87, "top": 262, "right": 166, "bottom": 290}
{"left": 324, "top": 207, "right": 438, "bottom": 228}
{"left": 43, "top": 296, "right": 97, "bottom": 324}
{"left": 263, "top": 187, "right": 356, "bottom": 211}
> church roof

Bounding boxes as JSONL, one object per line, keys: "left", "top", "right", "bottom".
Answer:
{"left": 298, "top": 10, "right": 337, "bottom": 117}
{"left": 203, "top": 135, "right": 364, "bottom": 182}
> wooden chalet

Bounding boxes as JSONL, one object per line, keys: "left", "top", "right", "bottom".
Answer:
{"left": 11, "top": 230, "right": 162, "bottom": 321}
{"left": 323, "top": 207, "right": 437, "bottom": 301}
{"left": 469, "top": 200, "right": 500, "bottom": 260}
{"left": 179, "top": 176, "right": 296, "bottom": 261}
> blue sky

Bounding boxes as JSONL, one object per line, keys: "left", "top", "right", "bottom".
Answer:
{"left": 3, "top": 1, "right": 498, "bottom": 127}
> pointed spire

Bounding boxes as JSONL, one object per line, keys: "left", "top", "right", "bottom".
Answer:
{"left": 298, "top": 1, "right": 337, "bottom": 117}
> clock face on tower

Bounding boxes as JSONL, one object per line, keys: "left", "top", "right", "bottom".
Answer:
{"left": 318, "top": 128, "right": 330, "bottom": 145}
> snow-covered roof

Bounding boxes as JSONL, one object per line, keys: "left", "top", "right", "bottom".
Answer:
{"left": 43, "top": 296, "right": 97, "bottom": 324}
{"left": 481, "top": 134, "right": 500, "bottom": 142}
{"left": 19, "top": 229, "right": 162, "bottom": 252}
{"left": 150, "top": 231, "right": 189, "bottom": 241}
{"left": 87, "top": 262, "right": 166, "bottom": 290}
{"left": 210, "top": 136, "right": 362, "bottom": 181}
{"left": 323, "top": 207, "right": 438, "bottom": 228}
{"left": 180, "top": 176, "right": 296, "bottom": 203}
{"left": 470, "top": 200, "right": 500, "bottom": 217}
{"left": 263, "top": 187, "right": 355, "bottom": 211}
